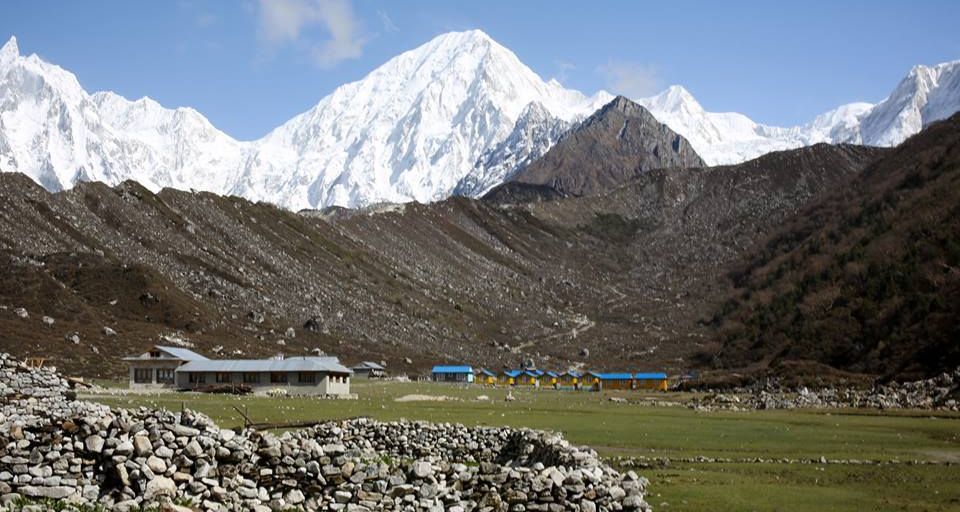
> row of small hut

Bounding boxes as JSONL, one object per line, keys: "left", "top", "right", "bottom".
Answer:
{"left": 430, "top": 365, "right": 669, "bottom": 391}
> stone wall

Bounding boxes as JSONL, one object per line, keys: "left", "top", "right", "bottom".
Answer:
{"left": 0, "top": 354, "right": 650, "bottom": 511}
{"left": 0, "top": 354, "right": 70, "bottom": 400}
{"left": 690, "top": 369, "right": 960, "bottom": 412}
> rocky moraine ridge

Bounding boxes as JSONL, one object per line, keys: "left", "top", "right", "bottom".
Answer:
{"left": 0, "top": 354, "right": 649, "bottom": 511}
{"left": 688, "top": 369, "right": 960, "bottom": 412}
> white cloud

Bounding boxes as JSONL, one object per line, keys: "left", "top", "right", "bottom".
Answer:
{"left": 598, "top": 60, "right": 661, "bottom": 98}
{"left": 257, "top": 0, "right": 366, "bottom": 68}
{"left": 553, "top": 60, "right": 576, "bottom": 83}
{"left": 376, "top": 9, "right": 399, "bottom": 33}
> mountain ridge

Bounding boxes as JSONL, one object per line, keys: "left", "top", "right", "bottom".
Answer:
{"left": 710, "top": 113, "right": 960, "bottom": 381}
{"left": 1, "top": 32, "right": 958, "bottom": 209}
{"left": 0, "top": 137, "right": 882, "bottom": 378}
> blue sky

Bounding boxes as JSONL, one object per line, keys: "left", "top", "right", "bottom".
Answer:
{"left": 4, "top": 0, "right": 959, "bottom": 140}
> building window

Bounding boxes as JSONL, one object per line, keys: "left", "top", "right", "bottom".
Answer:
{"left": 298, "top": 372, "right": 316, "bottom": 384}
{"left": 157, "top": 368, "right": 174, "bottom": 384}
{"left": 216, "top": 373, "right": 231, "bottom": 383}
{"left": 134, "top": 368, "right": 153, "bottom": 384}
{"left": 243, "top": 373, "right": 260, "bottom": 384}
{"left": 188, "top": 373, "right": 206, "bottom": 384}
{"left": 270, "top": 372, "right": 288, "bottom": 384}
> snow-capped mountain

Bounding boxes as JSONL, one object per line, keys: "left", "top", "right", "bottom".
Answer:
{"left": 1, "top": 30, "right": 959, "bottom": 209}
{"left": 635, "top": 86, "right": 876, "bottom": 165}
{"left": 0, "top": 36, "right": 241, "bottom": 193}
{"left": 453, "top": 101, "right": 576, "bottom": 197}
{"left": 228, "top": 30, "right": 610, "bottom": 209}
{"left": 858, "top": 60, "right": 960, "bottom": 146}
{"left": 91, "top": 91, "right": 244, "bottom": 193}
{"left": 0, "top": 32, "right": 610, "bottom": 208}
{"left": 0, "top": 35, "right": 125, "bottom": 191}
{"left": 635, "top": 60, "right": 960, "bottom": 165}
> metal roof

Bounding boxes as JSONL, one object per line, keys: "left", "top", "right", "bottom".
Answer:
{"left": 353, "top": 361, "right": 385, "bottom": 370}
{"left": 475, "top": 368, "right": 496, "bottom": 376}
{"left": 635, "top": 372, "right": 668, "bottom": 380}
{"left": 122, "top": 345, "right": 209, "bottom": 362}
{"left": 156, "top": 346, "right": 209, "bottom": 361}
{"left": 590, "top": 372, "right": 635, "bottom": 380}
{"left": 503, "top": 370, "right": 523, "bottom": 378}
{"left": 562, "top": 371, "right": 582, "bottom": 378}
{"left": 431, "top": 365, "right": 473, "bottom": 373}
{"left": 176, "top": 356, "right": 351, "bottom": 374}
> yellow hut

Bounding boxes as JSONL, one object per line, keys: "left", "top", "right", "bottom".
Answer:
{"left": 517, "top": 370, "right": 541, "bottom": 387}
{"left": 498, "top": 370, "right": 522, "bottom": 386}
{"left": 584, "top": 372, "right": 635, "bottom": 390}
{"left": 559, "top": 371, "right": 582, "bottom": 389}
{"left": 634, "top": 372, "right": 669, "bottom": 391}
{"left": 543, "top": 371, "right": 559, "bottom": 387}
{"left": 475, "top": 368, "right": 496, "bottom": 385}
{"left": 603, "top": 372, "right": 635, "bottom": 390}
{"left": 584, "top": 372, "right": 603, "bottom": 390}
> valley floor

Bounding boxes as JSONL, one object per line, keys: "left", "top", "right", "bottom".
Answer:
{"left": 86, "top": 381, "right": 960, "bottom": 512}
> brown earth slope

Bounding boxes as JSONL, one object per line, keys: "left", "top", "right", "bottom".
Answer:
{"left": 0, "top": 143, "right": 881, "bottom": 379}
{"left": 711, "top": 113, "right": 960, "bottom": 382}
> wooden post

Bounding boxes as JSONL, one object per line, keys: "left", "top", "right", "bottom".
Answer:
{"left": 232, "top": 405, "right": 253, "bottom": 428}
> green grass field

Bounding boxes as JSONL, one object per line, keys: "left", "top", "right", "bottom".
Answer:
{"left": 88, "top": 381, "right": 960, "bottom": 511}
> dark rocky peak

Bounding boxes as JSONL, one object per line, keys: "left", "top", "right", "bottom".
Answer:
{"left": 486, "top": 96, "right": 705, "bottom": 203}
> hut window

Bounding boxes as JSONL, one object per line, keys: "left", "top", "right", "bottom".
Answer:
{"left": 299, "top": 372, "right": 316, "bottom": 383}
{"left": 188, "top": 373, "right": 206, "bottom": 384}
{"left": 133, "top": 368, "right": 153, "bottom": 383}
{"left": 243, "top": 373, "right": 260, "bottom": 384}
{"left": 156, "top": 368, "right": 174, "bottom": 384}
{"left": 270, "top": 372, "right": 288, "bottom": 384}
{"left": 216, "top": 372, "right": 231, "bottom": 383}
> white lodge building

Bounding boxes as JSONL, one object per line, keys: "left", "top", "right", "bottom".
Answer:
{"left": 123, "top": 346, "right": 353, "bottom": 396}
{"left": 122, "top": 346, "right": 209, "bottom": 389}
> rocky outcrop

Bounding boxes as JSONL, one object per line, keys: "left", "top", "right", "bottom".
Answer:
{"left": 0, "top": 355, "right": 650, "bottom": 511}
{"left": 690, "top": 369, "right": 960, "bottom": 412}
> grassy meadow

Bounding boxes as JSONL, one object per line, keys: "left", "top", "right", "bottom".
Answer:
{"left": 87, "top": 381, "right": 960, "bottom": 512}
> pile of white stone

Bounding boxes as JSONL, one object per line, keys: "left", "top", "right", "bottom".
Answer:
{"left": 691, "top": 369, "right": 960, "bottom": 412}
{"left": 0, "top": 354, "right": 71, "bottom": 399}
{"left": 0, "top": 354, "right": 650, "bottom": 511}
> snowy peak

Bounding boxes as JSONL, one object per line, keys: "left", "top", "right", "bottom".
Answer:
{"left": 0, "top": 36, "right": 18, "bottom": 64}
{"left": 858, "top": 59, "right": 960, "bottom": 146}
{"left": 91, "top": 91, "right": 229, "bottom": 140}
{"left": 453, "top": 100, "right": 575, "bottom": 197}
{"left": 801, "top": 101, "right": 873, "bottom": 143}
{"left": 634, "top": 60, "right": 960, "bottom": 164}
{"left": 239, "top": 29, "right": 610, "bottom": 209}
{"left": 642, "top": 85, "right": 704, "bottom": 114}
{"left": 0, "top": 36, "right": 243, "bottom": 193}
